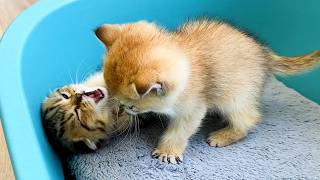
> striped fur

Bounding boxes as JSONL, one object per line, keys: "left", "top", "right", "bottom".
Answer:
{"left": 41, "top": 85, "right": 113, "bottom": 153}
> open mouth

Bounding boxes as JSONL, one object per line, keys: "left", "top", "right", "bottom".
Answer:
{"left": 84, "top": 89, "right": 105, "bottom": 103}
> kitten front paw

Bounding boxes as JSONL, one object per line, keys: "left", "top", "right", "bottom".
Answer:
{"left": 151, "top": 147, "right": 183, "bottom": 164}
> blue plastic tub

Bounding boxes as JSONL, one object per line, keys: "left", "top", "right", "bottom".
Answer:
{"left": 0, "top": 0, "right": 319, "bottom": 179}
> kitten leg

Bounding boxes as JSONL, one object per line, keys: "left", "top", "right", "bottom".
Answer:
{"left": 152, "top": 104, "right": 206, "bottom": 164}
{"left": 207, "top": 104, "right": 261, "bottom": 147}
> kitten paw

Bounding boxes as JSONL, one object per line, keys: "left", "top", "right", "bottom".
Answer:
{"left": 152, "top": 149, "right": 183, "bottom": 164}
{"left": 207, "top": 128, "right": 246, "bottom": 147}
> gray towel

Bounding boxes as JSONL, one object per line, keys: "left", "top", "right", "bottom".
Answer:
{"left": 68, "top": 77, "right": 320, "bottom": 179}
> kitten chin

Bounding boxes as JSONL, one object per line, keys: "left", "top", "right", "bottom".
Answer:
{"left": 97, "top": 20, "right": 320, "bottom": 164}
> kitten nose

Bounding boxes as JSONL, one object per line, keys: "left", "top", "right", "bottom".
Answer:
{"left": 75, "top": 93, "right": 82, "bottom": 104}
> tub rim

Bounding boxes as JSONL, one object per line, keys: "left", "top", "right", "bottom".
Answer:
{"left": 0, "top": 0, "right": 78, "bottom": 179}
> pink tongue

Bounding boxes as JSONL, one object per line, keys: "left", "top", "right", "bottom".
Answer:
{"left": 89, "top": 91, "right": 100, "bottom": 99}
{"left": 84, "top": 89, "right": 103, "bottom": 103}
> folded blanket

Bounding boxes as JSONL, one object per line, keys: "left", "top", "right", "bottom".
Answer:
{"left": 68, "top": 77, "right": 320, "bottom": 179}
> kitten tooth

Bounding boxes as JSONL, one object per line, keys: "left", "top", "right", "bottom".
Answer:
{"left": 84, "top": 138, "right": 97, "bottom": 150}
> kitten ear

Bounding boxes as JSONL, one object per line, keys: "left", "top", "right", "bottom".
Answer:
{"left": 132, "top": 82, "right": 166, "bottom": 98}
{"left": 95, "top": 24, "right": 122, "bottom": 48}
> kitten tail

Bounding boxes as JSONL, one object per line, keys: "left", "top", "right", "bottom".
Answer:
{"left": 268, "top": 49, "right": 320, "bottom": 74}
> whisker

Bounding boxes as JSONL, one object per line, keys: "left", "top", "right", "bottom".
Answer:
{"left": 111, "top": 112, "right": 131, "bottom": 135}
{"left": 128, "top": 115, "right": 135, "bottom": 144}
{"left": 80, "top": 65, "right": 91, "bottom": 83}
{"left": 75, "top": 60, "right": 82, "bottom": 84}
{"left": 80, "top": 63, "right": 99, "bottom": 83}
{"left": 113, "top": 116, "right": 132, "bottom": 147}
{"left": 158, "top": 114, "right": 165, "bottom": 129}
{"left": 135, "top": 115, "right": 140, "bottom": 139}
{"left": 133, "top": 115, "right": 137, "bottom": 139}
{"left": 48, "top": 88, "right": 54, "bottom": 95}
{"left": 111, "top": 120, "right": 128, "bottom": 134}
{"left": 68, "top": 70, "right": 75, "bottom": 84}
{"left": 78, "top": 58, "right": 91, "bottom": 83}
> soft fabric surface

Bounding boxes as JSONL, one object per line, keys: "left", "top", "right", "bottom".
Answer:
{"left": 68, "top": 77, "right": 320, "bottom": 179}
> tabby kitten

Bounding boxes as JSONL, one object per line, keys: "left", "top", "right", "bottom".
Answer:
{"left": 42, "top": 72, "right": 127, "bottom": 153}
{"left": 96, "top": 20, "right": 320, "bottom": 163}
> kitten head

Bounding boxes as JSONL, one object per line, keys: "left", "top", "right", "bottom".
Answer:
{"left": 41, "top": 84, "right": 113, "bottom": 153}
{"left": 96, "top": 21, "right": 189, "bottom": 115}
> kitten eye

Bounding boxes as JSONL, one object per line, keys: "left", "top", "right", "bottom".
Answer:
{"left": 61, "top": 93, "right": 69, "bottom": 99}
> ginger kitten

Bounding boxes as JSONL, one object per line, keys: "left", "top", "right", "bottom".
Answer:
{"left": 95, "top": 20, "right": 320, "bottom": 164}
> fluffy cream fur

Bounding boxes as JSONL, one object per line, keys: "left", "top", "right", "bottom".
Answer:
{"left": 96, "top": 20, "right": 320, "bottom": 164}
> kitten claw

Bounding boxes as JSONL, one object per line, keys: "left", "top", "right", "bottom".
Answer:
{"left": 152, "top": 152, "right": 160, "bottom": 159}
{"left": 175, "top": 157, "right": 182, "bottom": 164}
{"left": 207, "top": 139, "right": 219, "bottom": 147}
{"left": 207, "top": 136, "right": 227, "bottom": 147}
{"left": 151, "top": 149, "right": 183, "bottom": 164}
{"left": 162, "top": 155, "right": 167, "bottom": 163}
